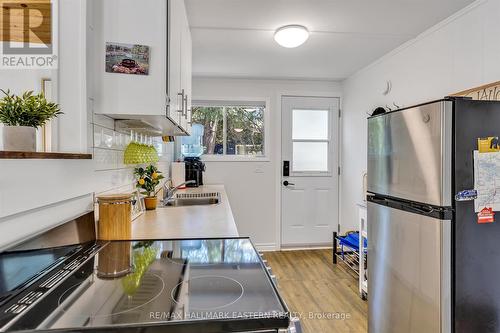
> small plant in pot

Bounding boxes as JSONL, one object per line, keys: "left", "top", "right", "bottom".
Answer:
{"left": 134, "top": 165, "right": 165, "bottom": 210}
{"left": 0, "top": 90, "right": 62, "bottom": 152}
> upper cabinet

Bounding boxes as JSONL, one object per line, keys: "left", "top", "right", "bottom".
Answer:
{"left": 168, "top": 0, "right": 193, "bottom": 134}
{"left": 88, "top": 0, "right": 192, "bottom": 136}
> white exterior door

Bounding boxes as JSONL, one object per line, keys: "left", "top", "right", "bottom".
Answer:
{"left": 281, "top": 96, "right": 340, "bottom": 246}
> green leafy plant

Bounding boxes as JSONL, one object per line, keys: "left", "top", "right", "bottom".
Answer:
{"left": 134, "top": 165, "right": 165, "bottom": 197}
{"left": 0, "top": 90, "right": 62, "bottom": 128}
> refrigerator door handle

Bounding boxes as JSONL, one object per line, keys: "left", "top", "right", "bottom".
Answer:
{"left": 368, "top": 195, "right": 387, "bottom": 205}
{"left": 369, "top": 195, "right": 440, "bottom": 217}
{"left": 409, "top": 204, "right": 434, "bottom": 215}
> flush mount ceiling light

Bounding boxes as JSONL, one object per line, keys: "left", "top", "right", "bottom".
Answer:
{"left": 274, "top": 25, "right": 309, "bottom": 48}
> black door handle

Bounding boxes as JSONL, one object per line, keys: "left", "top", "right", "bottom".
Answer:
{"left": 283, "top": 181, "right": 295, "bottom": 186}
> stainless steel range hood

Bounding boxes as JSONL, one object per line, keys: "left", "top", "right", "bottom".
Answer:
{"left": 106, "top": 114, "right": 188, "bottom": 137}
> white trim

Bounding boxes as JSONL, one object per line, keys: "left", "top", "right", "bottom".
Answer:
{"left": 275, "top": 90, "right": 342, "bottom": 250}
{"left": 338, "top": 99, "right": 344, "bottom": 235}
{"left": 346, "top": 0, "right": 488, "bottom": 81}
{"left": 222, "top": 106, "right": 227, "bottom": 154}
{"left": 280, "top": 246, "right": 333, "bottom": 251}
{"left": 79, "top": 0, "right": 88, "bottom": 152}
{"left": 193, "top": 73, "right": 343, "bottom": 82}
{"left": 190, "top": 96, "right": 272, "bottom": 161}
{"left": 193, "top": 100, "right": 266, "bottom": 107}
{"left": 202, "top": 155, "right": 270, "bottom": 162}
{"left": 254, "top": 243, "right": 278, "bottom": 252}
{"left": 192, "top": 96, "right": 270, "bottom": 105}
{"left": 289, "top": 104, "right": 334, "bottom": 176}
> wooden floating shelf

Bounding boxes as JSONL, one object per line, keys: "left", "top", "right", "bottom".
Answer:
{"left": 0, "top": 151, "right": 92, "bottom": 160}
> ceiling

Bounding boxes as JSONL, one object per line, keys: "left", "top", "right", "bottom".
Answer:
{"left": 185, "top": 0, "right": 475, "bottom": 81}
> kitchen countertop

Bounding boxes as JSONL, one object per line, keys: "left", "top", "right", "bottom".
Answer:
{"left": 131, "top": 185, "right": 239, "bottom": 239}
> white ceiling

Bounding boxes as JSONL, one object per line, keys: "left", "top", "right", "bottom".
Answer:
{"left": 185, "top": 0, "right": 475, "bottom": 81}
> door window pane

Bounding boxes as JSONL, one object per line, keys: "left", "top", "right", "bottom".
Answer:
{"left": 293, "top": 109, "right": 329, "bottom": 140}
{"left": 293, "top": 142, "right": 328, "bottom": 172}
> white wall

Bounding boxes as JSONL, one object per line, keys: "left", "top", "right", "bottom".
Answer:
{"left": 57, "top": 0, "right": 88, "bottom": 153}
{"left": 340, "top": 0, "right": 500, "bottom": 231}
{"left": 0, "top": 70, "right": 53, "bottom": 95}
{"left": 193, "top": 77, "right": 341, "bottom": 250}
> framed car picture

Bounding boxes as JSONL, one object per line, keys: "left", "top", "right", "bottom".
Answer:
{"left": 105, "top": 42, "right": 150, "bottom": 75}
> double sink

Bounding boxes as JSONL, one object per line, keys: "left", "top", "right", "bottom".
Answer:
{"left": 162, "top": 192, "right": 221, "bottom": 207}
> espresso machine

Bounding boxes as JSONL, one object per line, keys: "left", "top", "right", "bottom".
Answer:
{"left": 181, "top": 124, "right": 206, "bottom": 188}
{"left": 184, "top": 157, "right": 205, "bottom": 187}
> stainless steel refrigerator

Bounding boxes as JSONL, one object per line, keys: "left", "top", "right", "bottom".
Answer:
{"left": 367, "top": 98, "right": 500, "bottom": 333}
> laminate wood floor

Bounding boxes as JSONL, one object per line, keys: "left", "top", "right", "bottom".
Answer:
{"left": 263, "top": 249, "right": 368, "bottom": 333}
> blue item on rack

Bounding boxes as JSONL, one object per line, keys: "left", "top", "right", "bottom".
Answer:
{"left": 338, "top": 232, "right": 367, "bottom": 251}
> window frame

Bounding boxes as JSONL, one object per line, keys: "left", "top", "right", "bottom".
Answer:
{"left": 189, "top": 97, "right": 271, "bottom": 162}
{"left": 291, "top": 108, "right": 332, "bottom": 174}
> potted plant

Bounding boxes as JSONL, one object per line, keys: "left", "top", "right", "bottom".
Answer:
{"left": 134, "top": 165, "right": 165, "bottom": 210}
{"left": 0, "top": 90, "right": 62, "bottom": 152}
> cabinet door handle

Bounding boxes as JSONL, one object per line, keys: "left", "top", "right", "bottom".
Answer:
{"left": 177, "top": 90, "right": 185, "bottom": 114}
{"left": 183, "top": 94, "right": 188, "bottom": 119}
{"left": 165, "top": 96, "right": 171, "bottom": 117}
{"left": 188, "top": 106, "right": 193, "bottom": 125}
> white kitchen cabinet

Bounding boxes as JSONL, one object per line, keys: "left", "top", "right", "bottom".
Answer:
{"left": 168, "top": 0, "right": 183, "bottom": 124}
{"left": 171, "top": 0, "right": 193, "bottom": 135}
{"left": 89, "top": 0, "right": 192, "bottom": 136}
{"left": 182, "top": 20, "right": 193, "bottom": 134}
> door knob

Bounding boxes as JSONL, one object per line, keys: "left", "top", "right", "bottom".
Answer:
{"left": 283, "top": 181, "right": 295, "bottom": 186}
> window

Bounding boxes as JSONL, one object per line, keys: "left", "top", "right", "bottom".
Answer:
{"left": 292, "top": 109, "right": 330, "bottom": 172}
{"left": 186, "top": 100, "right": 267, "bottom": 159}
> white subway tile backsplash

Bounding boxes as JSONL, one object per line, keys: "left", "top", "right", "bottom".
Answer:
{"left": 93, "top": 125, "right": 130, "bottom": 151}
{"left": 91, "top": 116, "right": 173, "bottom": 184}
{"left": 93, "top": 126, "right": 102, "bottom": 148}
{"left": 93, "top": 148, "right": 117, "bottom": 171}
{"left": 93, "top": 114, "right": 115, "bottom": 129}
{"left": 114, "top": 133, "right": 124, "bottom": 150}
{"left": 102, "top": 128, "right": 114, "bottom": 149}
{"left": 116, "top": 150, "right": 126, "bottom": 169}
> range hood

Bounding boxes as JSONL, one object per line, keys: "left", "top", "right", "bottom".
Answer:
{"left": 106, "top": 114, "right": 188, "bottom": 137}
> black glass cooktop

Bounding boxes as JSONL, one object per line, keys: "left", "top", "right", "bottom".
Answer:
{"left": 0, "top": 238, "right": 289, "bottom": 333}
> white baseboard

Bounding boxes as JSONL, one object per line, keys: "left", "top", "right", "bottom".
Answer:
{"left": 255, "top": 243, "right": 335, "bottom": 252}
{"left": 281, "top": 245, "right": 333, "bottom": 251}
{"left": 254, "top": 243, "right": 278, "bottom": 252}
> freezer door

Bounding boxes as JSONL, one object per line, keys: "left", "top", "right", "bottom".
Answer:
{"left": 368, "top": 201, "right": 451, "bottom": 333}
{"left": 367, "top": 101, "right": 452, "bottom": 206}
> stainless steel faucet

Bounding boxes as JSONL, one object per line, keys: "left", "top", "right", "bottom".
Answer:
{"left": 163, "top": 180, "right": 196, "bottom": 204}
